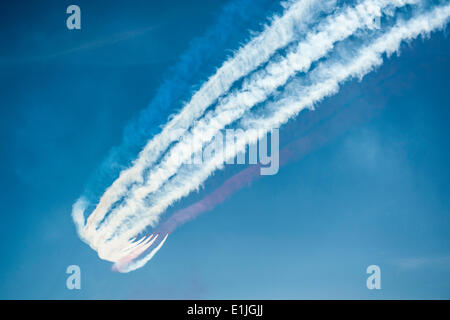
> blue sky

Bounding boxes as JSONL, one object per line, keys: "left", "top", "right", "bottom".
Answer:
{"left": 0, "top": 0, "right": 449, "bottom": 299}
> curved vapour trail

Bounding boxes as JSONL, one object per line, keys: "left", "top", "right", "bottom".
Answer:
{"left": 72, "top": 0, "right": 450, "bottom": 272}
{"left": 88, "top": 0, "right": 416, "bottom": 246}
{"left": 81, "top": 0, "right": 329, "bottom": 237}
{"left": 98, "top": 0, "right": 413, "bottom": 241}
{"left": 102, "top": 1, "right": 433, "bottom": 243}
{"left": 117, "top": 4, "right": 450, "bottom": 272}
{"left": 75, "top": 0, "right": 334, "bottom": 251}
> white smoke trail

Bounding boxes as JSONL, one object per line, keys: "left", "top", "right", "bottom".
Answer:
{"left": 72, "top": 1, "right": 450, "bottom": 271}
{"left": 116, "top": 3, "right": 450, "bottom": 271}
{"left": 93, "top": 0, "right": 417, "bottom": 243}
{"left": 78, "top": 0, "right": 330, "bottom": 237}
{"left": 117, "top": 234, "right": 169, "bottom": 272}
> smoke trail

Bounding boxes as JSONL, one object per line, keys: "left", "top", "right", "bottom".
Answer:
{"left": 93, "top": 0, "right": 416, "bottom": 243}
{"left": 72, "top": 1, "right": 450, "bottom": 272}
{"left": 104, "top": 0, "right": 435, "bottom": 241}
{"left": 117, "top": 4, "right": 450, "bottom": 272}
{"left": 79, "top": 0, "right": 330, "bottom": 237}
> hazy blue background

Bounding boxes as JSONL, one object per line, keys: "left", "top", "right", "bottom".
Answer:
{"left": 0, "top": 0, "right": 449, "bottom": 299}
